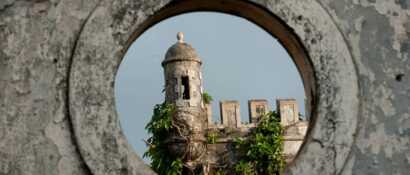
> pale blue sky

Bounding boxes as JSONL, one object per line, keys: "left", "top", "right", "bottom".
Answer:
{"left": 114, "top": 12, "right": 305, "bottom": 161}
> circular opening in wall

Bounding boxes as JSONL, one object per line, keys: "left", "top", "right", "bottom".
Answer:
{"left": 70, "top": 0, "right": 359, "bottom": 174}
{"left": 115, "top": 11, "right": 312, "bottom": 174}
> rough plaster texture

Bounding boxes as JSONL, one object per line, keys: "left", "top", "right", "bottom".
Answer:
{"left": 0, "top": 0, "right": 408, "bottom": 175}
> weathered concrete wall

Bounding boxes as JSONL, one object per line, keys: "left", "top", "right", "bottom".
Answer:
{"left": 318, "top": 1, "right": 410, "bottom": 174}
{"left": 0, "top": 0, "right": 98, "bottom": 174}
{"left": 0, "top": 0, "right": 408, "bottom": 175}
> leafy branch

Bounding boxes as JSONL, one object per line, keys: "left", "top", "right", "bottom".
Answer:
{"left": 144, "top": 102, "right": 184, "bottom": 175}
{"left": 234, "top": 111, "right": 285, "bottom": 175}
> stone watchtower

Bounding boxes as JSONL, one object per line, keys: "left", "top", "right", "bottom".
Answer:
{"left": 162, "top": 32, "right": 206, "bottom": 171}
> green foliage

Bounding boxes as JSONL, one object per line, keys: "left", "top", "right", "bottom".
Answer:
{"left": 144, "top": 102, "right": 183, "bottom": 175}
{"left": 234, "top": 161, "right": 255, "bottom": 175}
{"left": 234, "top": 111, "right": 285, "bottom": 175}
{"left": 202, "top": 92, "right": 213, "bottom": 104}
{"left": 144, "top": 103, "right": 284, "bottom": 175}
{"left": 145, "top": 103, "right": 174, "bottom": 135}
{"left": 206, "top": 131, "right": 218, "bottom": 144}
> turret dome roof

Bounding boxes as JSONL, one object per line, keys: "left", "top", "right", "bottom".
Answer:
{"left": 162, "top": 32, "right": 202, "bottom": 66}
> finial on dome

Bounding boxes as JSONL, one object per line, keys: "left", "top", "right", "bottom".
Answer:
{"left": 177, "top": 32, "right": 184, "bottom": 43}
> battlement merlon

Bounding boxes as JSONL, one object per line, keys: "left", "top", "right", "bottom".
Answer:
{"left": 276, "top": 99, "right": 299, "bottom": 127}
{"left": 248, "top": 99, "right": 269, "bottom": 123}
{"left": 219, "top": 100, "right": 241, "bottom": 128}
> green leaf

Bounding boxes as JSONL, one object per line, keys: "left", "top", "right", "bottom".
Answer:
{"left": 202, "top": 92, "right": 213, "bottom": 104}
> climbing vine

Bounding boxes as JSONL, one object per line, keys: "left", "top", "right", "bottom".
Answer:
{"left": 234, "top": 111, "right": 285, "bottom": 175}
{"left": 144, "top": 102, "right": 184, "bottom": 175}
{"left": 202, "top": 92, "right": 213, "bottom": 104}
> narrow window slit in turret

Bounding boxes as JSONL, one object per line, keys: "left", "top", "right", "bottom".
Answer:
{"left": 181, "top": 76, "right": 190, "bottom": 100}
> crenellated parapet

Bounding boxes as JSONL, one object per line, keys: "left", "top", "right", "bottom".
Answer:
{"left": 206, "top": 98, "right": 307, "bottom": 130}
